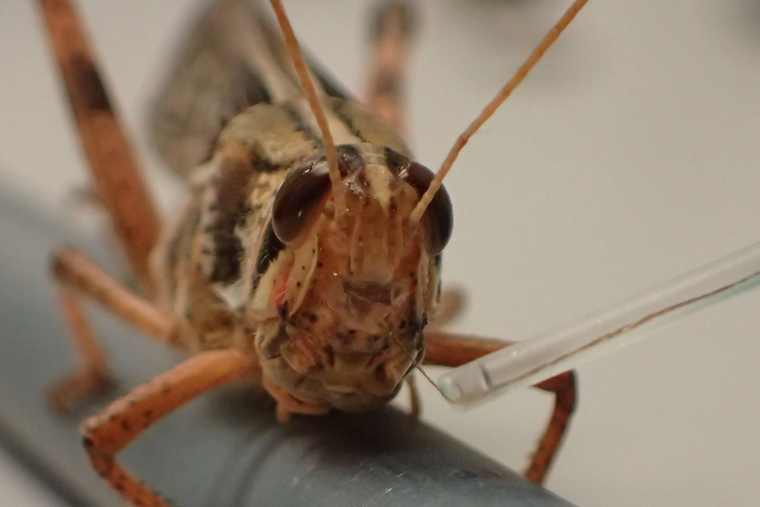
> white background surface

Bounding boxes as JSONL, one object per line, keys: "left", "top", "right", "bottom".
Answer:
{"left": 1, "top": 0, "right": 759, "bottom": 506}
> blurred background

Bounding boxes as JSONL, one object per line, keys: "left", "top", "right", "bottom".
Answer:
{"left": 1, "top": 0, "right": 759, "bottom": 506}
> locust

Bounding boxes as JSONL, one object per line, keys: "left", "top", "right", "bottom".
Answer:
{"left": 38, "top": 0, "right": 587, "bottom": 505}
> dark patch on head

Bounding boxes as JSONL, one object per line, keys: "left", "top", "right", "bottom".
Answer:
{"left": 384, "top": 147, "right": 410, "bottom": 176}
{"left": 71, "top": 56, "right": 111, "bottom": 111}
{"left": 252, "top": 221, "right": 285, "bottom": 291}
{"left": 337, "top": 144, "right": 365, "bottom": 175}
{"left": 337, "top": 144, "right": 372, "bottom": 196}
{"left": 402, "top": 162, "right": 453, "bottom": 255}
{"left": 209, "top": 159, "right": 254, "bottom": 283}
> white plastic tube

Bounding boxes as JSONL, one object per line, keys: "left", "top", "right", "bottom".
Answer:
{"left": 438, "top": 241, "right": 760, "bottom": 408}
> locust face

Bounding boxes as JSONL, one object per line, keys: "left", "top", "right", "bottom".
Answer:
{"left": 253, "top": 143, "right": 452, "bottom": 411}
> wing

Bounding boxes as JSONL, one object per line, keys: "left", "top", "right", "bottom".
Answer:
{"left": 150, "top": 0, "right": 349, "bottom": 178}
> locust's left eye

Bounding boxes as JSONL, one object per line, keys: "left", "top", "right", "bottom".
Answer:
{"left": 402, "top": 162, "right": 453, "bottom": 255}
{"left": 272, "top": 161, "right": 332, "bottom": 243}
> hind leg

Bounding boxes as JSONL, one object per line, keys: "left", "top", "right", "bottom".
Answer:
{"left": 39, "top": 0, "right": 161, "bottom": 294}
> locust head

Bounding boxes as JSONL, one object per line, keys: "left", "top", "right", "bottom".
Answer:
{"left": 251, "top": 143, "right": 452, "bottom": 411}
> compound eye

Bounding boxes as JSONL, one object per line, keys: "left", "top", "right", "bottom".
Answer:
{"left": 272, "top": 161, "right": 332, "bottom": 243}
{"left": 402, "top": 162, "right": 453, "bottom": 255}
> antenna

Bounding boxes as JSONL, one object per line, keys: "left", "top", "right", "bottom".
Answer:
{"left": 268, "top": 0, "right": 347, "bottom": 220}
{"left": 389, "top": 334, "right": 446, "bottom": 398}
{"left": 409, "top": 0, "right": 590, "bottom": 225}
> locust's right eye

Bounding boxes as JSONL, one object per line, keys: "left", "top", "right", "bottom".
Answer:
{"left": 401, "top": 162, "right": 453, "bottom": 256}
{"left": 272, "top": 161, "right": 332, "bottom": 243}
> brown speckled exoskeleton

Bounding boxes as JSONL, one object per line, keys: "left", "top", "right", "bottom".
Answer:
{"left": 39, "top": 0, "right": 584, "bottom": 504}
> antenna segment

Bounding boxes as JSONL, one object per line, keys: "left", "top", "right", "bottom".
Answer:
{"left": 409, "top": 0, "right": 590, "bottom": 225}
{"left": 268, "top": 0, "right": 347, "bottom": 220}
